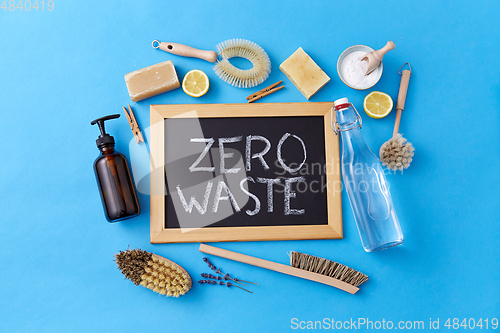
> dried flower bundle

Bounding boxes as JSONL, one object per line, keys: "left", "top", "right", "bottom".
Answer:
{"left": 199, "top": 257, "right": 257, "bottom": 293}
{"left": 202, "top": 257, "right": 257, "bottom": 285}
{"left": 198, "top": 278, "right": 252, "bottom": 293}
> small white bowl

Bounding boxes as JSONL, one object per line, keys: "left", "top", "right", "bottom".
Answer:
{"left": 337, "top": 45, "right": 383, "bottom": 90}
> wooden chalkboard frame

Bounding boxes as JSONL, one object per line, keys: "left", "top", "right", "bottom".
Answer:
{"left": 150, "top": 102, "right": 341, "bottom": 243}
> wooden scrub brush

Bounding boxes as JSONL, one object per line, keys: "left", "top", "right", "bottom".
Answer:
{"left": 152, "top": 38, "right": 271, "bottom": 88}
{"left": 380, "top": 63, "right": 415, "bottom": 171}
{"left": 289, "top": 251, "right": 369, "bottom": 289}
{"left": 199, "top": 244, "right": 368, "bottom": 294}
{"left": 115, "top": 248, "right": 192, "bottom": 297}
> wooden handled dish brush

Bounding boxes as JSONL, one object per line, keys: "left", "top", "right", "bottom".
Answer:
{"left": 115, "top": 248, "right": 192, "bottom": 297}
{"left": 152, "top": 38, "right": 271, "bottom": 88}
{"left": 199, "top": 244, "right": 368, "bottom": 294}
{"left": 379, "top": 63, "right": 415, "bottom": 171}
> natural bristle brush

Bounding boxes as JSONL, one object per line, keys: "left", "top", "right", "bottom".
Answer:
{"left": 152, "top": 39, "right": 271, "bottom": 88}
{"left": 289, "top": 252, "right": 369, "bottom": 289}
{"left": 380, "top": 63, "right": 415, "bottom": 171}
{"left": 199, "top": 244, "right": 368, "bottom": 294}
{"left": 115, "top": 248, "right": 192, "bottom": 297}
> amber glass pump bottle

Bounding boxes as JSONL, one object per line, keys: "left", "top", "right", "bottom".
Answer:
{"left": 91, "top": 114, "right": 140, "bottom": 222}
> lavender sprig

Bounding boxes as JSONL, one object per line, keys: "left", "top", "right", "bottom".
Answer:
{"left": 201, "top": 273, "right": 222, "bottom": 280}
{"left": 198, "top": 279, "right": 252, "bottom": 293}
{"left": 198, "top": 279, "right": 217, "bottom": 285}
{"left": 202, "top": 257, "right": 248, "bottom": 286}
{"left": 225, "top": 281, "right": 252, "bottom": 293}
{"left": 221, "top": 273, "right": 258, "bottom": 286}
{"left": 233, "top": 277, "right": 259, "bottom": 285}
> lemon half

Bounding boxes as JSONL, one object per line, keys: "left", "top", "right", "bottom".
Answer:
{"left": 363, "top": 91, "right": 393, "bottom": 119}
{"left": 182, "top": 69, "right": 209, "bottom": 97}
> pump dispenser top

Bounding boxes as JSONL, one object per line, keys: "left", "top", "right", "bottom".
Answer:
{"left": 91, "top": 114, "right": 120, "bottom": 149}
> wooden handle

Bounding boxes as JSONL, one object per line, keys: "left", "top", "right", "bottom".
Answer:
{"left": 393, "top": 69, "right": 411, "bottom": 137}
{"left": 393, "top": 110, "right": 402, "bottom": 138}
{"left": 199, "top": 244, "right": 359, "bottom": 294}
{"left": 159, "top": 42, "right": 218, "bottom": 63}
{"left": 373, "top": 41, "right": 395, "bottom": 61}
{"left": 397, "top": 69, "right": 411, "bottom": 111}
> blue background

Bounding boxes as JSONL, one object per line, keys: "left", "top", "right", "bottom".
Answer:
{"left": 1, "top": 0, "right": 499, "bottom": 332}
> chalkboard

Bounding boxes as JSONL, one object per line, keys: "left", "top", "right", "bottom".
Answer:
{"left": 150, "top": 103, "right": 341, "bottom": 243}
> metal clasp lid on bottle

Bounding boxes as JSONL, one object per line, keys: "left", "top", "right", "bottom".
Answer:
{"left": 331, "top": 102, "right": 363, "bottom": 135}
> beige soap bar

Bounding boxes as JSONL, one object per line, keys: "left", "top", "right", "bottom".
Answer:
{"left": 124, "top": 60, "right": 180, "bottom": 102}
{"left": 279, "top": 47, "right": 330, "bottom": 100}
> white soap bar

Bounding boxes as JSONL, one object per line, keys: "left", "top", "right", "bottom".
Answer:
{"left": 124, "top": 60, "right": 180, "bottom": 102}
{"left": 279, "top": 47, "right": 330, "bottom": 100}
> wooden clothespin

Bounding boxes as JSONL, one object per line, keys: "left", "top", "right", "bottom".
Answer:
{"left": 246, "top": 80, "right": 284, "bottom": 103}
{"left": 123, "top": 105, "right": 144, "bottom": 144}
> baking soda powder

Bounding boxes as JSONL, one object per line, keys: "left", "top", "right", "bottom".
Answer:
{"left": 340, "top": 51, "right": 380, "bottom": 89}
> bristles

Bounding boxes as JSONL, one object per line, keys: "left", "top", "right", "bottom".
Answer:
{"left": 289, "top": 252, "right": 369, "bottom": 287}
{"left": 115, "top": 249, "right": 192, "bottom": 297}
{"left": 115, "top": 248, "right": 152, "bottom": 285}
{"left": 379, "top": 133, "right": 415, "bottom": 171}
{"left": 214, "top": 38, "right": 271, "bottom": 88}
{"left": 140, "top": 255, "right": 192, "bottom": 297}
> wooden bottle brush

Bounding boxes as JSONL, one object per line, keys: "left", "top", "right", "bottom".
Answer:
{"left": 379, "top": 63, "right": 415, "bottom": 171}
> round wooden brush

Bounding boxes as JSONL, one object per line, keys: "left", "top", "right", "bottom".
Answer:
{"left": 153, "top": 38, "right": 271, "bottom": 88}
{"left": 379, "top": 65, "right": 415, "bottom": 171}
{"left": 214, "top": 39, "right": 271, "bottom": 88}
{"left": 115, "top": 248, "right": 192, "bottom": 297}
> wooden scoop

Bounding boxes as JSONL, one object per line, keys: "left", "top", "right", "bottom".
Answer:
{"left": 361, "top": 41, "right": 395, "bottom": 75}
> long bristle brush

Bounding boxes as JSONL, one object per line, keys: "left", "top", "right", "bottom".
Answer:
{"left": 152, "top": 38, "right": 271, "bottom": 88}
{"left": 289, "top": 252, "right": 369, "bottom": 288}
{"left": 199, "top": 244, "right": 368, "bottom": 294}
{"left": 379, "top": 63, "right": 415, "bottom": 171}
{"left": 115, "top": 248, "right": 192, "bottom": 297}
